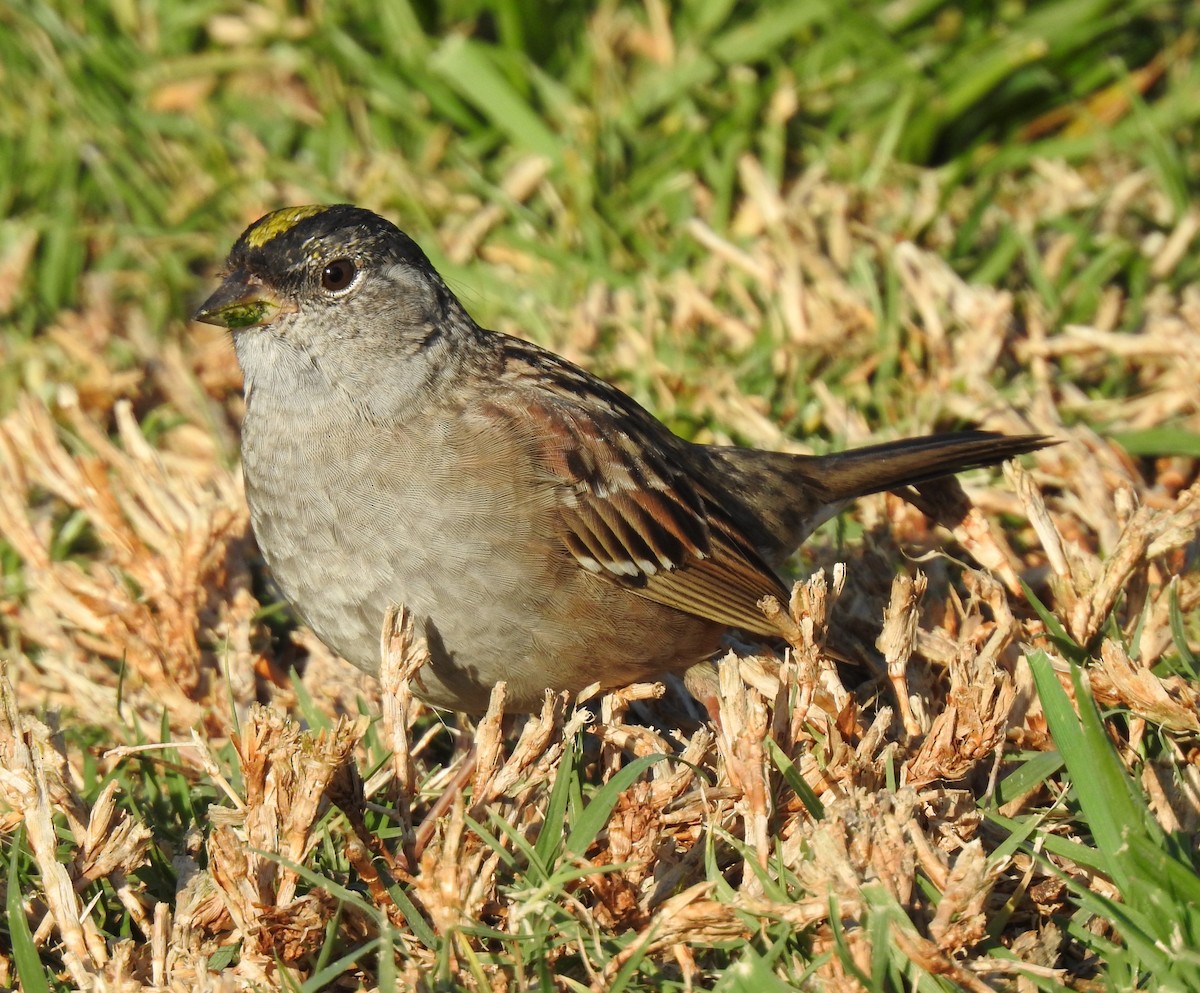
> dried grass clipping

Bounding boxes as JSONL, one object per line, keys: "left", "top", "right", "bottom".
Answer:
{"left": 0, "top": 394, "right": 259, "bottom": 733}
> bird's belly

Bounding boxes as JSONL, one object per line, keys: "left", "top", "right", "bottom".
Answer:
{"left": 240, "top": 410, "right": 580, "bottom": 708}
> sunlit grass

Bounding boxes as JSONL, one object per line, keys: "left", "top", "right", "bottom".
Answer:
{"left": 1, "top": 1, "right": 1199, "bottom": 989}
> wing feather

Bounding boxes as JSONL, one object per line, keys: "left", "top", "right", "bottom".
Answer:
{"left": 522, "top": 384, "right": 788, "bottom": 634}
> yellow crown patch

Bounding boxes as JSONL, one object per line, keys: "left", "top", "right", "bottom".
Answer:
{"left": 244, "top": 205, "right": 329, "bottom": 249}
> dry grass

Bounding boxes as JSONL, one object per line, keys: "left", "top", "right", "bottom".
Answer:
{"left": 1, "top": 152, "right": 1198, "bottom": 990}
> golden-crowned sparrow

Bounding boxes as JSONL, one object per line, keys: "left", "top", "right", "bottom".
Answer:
{"left": 195, "top": 205, "right": 1049, "bottom": 712}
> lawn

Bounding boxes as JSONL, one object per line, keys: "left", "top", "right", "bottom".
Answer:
{"left": 1, "top": 1, "right": 1199, "bottom": 990}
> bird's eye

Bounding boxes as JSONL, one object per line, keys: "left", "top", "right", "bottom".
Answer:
{"left": 321, "top": 258, "right": 357, "bottom": 292}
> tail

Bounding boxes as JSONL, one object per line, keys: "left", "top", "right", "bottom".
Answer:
{"left": 793, "top": 430, "right": 1053, "bottom": 505}
{"left": 703, "top": 430, "right": 1053, "bottom": 565}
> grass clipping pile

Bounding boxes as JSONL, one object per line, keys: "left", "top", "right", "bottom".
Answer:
{"left": 1, "top": 273, "right": 1199, "bottom": 988}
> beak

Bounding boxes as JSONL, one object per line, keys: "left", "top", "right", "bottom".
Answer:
{"left": 193, "top": 270, "right": 295, "bottom": 329}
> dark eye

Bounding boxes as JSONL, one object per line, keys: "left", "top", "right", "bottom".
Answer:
{"left": 321, "top": 258, "right": 356, "bottom": 292}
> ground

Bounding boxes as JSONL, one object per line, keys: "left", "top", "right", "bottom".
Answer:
{"left": 1, "top": 3, "right": 1199, "bottom": 990}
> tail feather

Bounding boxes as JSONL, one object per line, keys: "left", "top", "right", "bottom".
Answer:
{"left": 795, "top": 430, "right": 1053, "bottom": 505}
{"left": 702, "top": 430, "right": 1054, "bottom": 566}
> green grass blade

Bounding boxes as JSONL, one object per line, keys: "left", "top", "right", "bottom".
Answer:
{"left": 534, "top": 730, "right": 579, "bottom": 867}
{"left": 1111, "top": 428, "right": 1200, "bottom": 458}
{"left": 7, "top": 828, "right": 52, "bottom": 993}
{"left": 565, "top": 754, "right": 668, "bottom": 857}
{"left": 1026, "top": 651, "right": 1159, "bottom": 895}
{"left": 429, "top": 35, "right": 562, "bottom": 160}
{"left": 766, "top": 738, "right": 824, "bottom": 818}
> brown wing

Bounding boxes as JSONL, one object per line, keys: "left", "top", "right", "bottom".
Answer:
{"left": 504, "top": 348, "right": 789, "bottom": 636}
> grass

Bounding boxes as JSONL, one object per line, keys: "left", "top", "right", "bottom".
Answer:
{"left": 1, "top": 0, "right": 1200, "bottom": 989}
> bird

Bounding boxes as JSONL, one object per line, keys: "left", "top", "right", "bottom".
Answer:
{"left": 194, "top": 204, "right": 1049, "bottom": 713}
